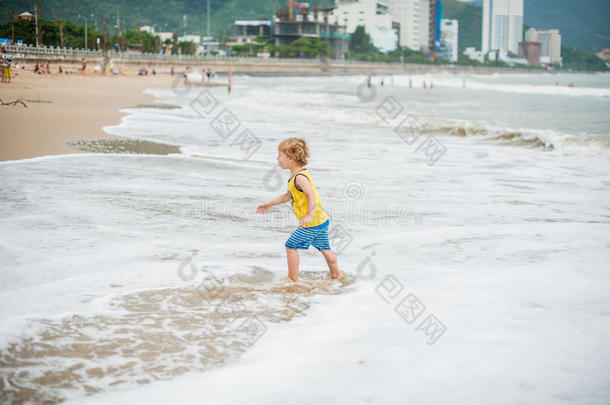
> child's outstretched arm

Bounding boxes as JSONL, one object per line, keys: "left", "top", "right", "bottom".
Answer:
{"left": 257, "top": 192, "right": 290, "bottom": 214}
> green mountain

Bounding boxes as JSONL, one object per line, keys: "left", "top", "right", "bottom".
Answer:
{"left": 0, "top": 0, "right": 332, "bottom": 38}
{"left": 523, "top": 0, "right": 610, "bottom": 52}
{"left": 1, "top": 0, "right": 608, "bottom": 52}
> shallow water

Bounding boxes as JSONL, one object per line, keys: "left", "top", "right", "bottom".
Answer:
{"left": 0, "top": 267, "right": 354, "bottom": 403}
{"left": 1, "top": 71, "right": 609, "bottom": 404}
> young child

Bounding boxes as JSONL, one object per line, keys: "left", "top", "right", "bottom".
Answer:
{"left": 257, "top": 138, "right": 344, "bottom": 283}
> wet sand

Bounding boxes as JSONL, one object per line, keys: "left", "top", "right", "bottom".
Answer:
{"left": 67, "top": 139, "right": 181, "bottom": 155}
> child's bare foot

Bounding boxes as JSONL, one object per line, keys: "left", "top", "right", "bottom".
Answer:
{"left": 330, "top": 270, "right": 344, "bottom": 280}
{"left": 283, "top": 276, "right": 299, "bottom": 283}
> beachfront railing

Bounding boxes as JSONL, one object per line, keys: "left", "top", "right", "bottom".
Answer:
{"left": 4, "top": 43, "right": 472, "bottom": 71}
{"left": 4, "top": 44, "right": 324, "bottom": 63}
{"left": 4, "top": 43, "right": 409, "bottom": 66}
{"left": 5, "top": 43, "right": 104, "bottom": 59}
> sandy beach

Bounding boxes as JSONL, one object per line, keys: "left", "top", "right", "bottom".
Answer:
{"left": 0, "top": 66, "right": 173, "bottom": 161}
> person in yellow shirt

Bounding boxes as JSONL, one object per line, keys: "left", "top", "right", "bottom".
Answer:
{"left": 257, "top": 138, "right": 344, "bottom": 283}
{"left": 1, "top": 47, "right": 12, "bottom": 83}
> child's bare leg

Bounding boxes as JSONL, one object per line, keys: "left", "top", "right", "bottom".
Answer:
{"left": 285, "top": 247, "right": 300, "bottom": 282}
{"left": 320, "top": 249, "right": 344, "bottom": 280}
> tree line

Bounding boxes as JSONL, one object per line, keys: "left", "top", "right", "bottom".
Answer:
{"left": 1, "top": 13, "right": 606, "bottom": 71}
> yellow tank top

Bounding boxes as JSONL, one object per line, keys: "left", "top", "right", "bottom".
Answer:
{"left": 287, "top": 169, "right": 329, "bottom": 227}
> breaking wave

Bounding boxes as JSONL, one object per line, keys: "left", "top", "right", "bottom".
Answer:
{"left": 423, "top": 119, "right": 610, "bottom": 153}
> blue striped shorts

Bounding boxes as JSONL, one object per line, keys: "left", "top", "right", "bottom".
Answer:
{"left": 285, "top": 219, "right": 331, "bottom": 250}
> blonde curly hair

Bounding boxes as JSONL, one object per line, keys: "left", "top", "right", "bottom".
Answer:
{"left": 278, "top": 138, "right": 310, "bottom": 166}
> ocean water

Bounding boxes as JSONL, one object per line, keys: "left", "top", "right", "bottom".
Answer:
{"left": 1, "top": 71, "right": 609, "bottom": 404}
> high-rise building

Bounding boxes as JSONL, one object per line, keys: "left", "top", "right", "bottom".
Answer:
{"left": 482, "top": 0, "right": 523, "bottom": 55}
{"left": 440, "top": 18, "right": 458, "bottom": 62}
{"left": 429, "top": 0, "right": 442, "bottom": 54}
{"left": 525, "top": 28, "right": 562, "bottom": 65}
{"left": 331, "top": 0, "right": 443, "bottom": 54}
{"left": 386, "top": 0, "right": 430, "bottom": 52}
{"left": 417, "top": 0, "right": 429, "bottom": 51}
{"left": 330, "top": 0, "right": 397, "bottom": 52}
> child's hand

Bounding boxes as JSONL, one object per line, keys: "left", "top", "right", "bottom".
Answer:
{"left": 299, "top": 214, "right": 314, "bottom": 227}
{"left": 257, "top": 202, "right": 272, "bottom": 214}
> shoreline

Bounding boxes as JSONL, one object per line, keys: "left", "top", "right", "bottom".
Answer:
{"left": 1, "top": 65, "right": 603, "bottom": 163}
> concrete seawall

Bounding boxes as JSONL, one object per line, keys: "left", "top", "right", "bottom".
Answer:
{"left": 12, "top": 54, "right": 547, "bottom": 75}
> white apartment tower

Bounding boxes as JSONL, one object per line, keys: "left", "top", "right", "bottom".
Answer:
{"left": 332, "top": 0, "right": 433, "bottom": 52}
{"left": 332, "top": 0, "right": 392, "bottom": 35}
{"left": 331, "top": 0, "right": 396, "bottom": 51}
{"left": 482, "top": 0, "right": 523, "bottom": 55}
{"left": 385, "top": 0, "right": 431, "bottom": 52}
{"left": 440, "top": 18, "right": 458, "bottom": 62}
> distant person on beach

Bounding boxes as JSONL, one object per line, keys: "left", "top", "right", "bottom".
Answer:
{"left": 227, "top": 69, "right": 232, "bottom": 95}
{"left": 46, "top": 63, "right": 50, "bottom": 75}
{"left": 102, "top": 58, "right": 108, "bottom": 75}
{"left": 367, "top": 75, "right": 371, "bottom": 88}
{"left": 81, "top": 58, "right": 87, "bottom": 73}
{"left": 183, "top": 67, "right": 188, "bottom": 85}
{"left": 1, "top": 47, "right": 11, "bottom": 83}
{"left": 171, "top": 66, "right": 175, "bottom": 76}
{"left": 257, "top": 138, "right": 344, "bottom": 284}
{"left": 58, "top": 65, "right": 63, "bottom": 74}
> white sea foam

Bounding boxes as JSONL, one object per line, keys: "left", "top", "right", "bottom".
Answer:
{"left": 1, "top": 72, "right": 609, "bottom": 404}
